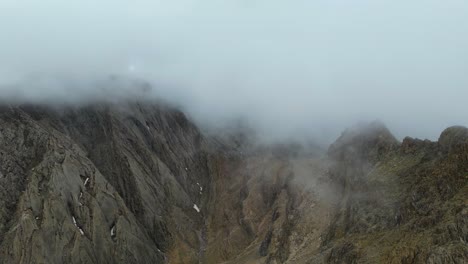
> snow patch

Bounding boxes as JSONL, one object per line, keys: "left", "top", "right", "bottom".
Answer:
{"left": 193, "top": 204, "right": 200, "bottom": 213}
{"left": 72, "top": 216, "right": 84, "bottom": 236}
{"left": 196, "top": 182, "right": 203, "bottom": 192}
{"left": 84, "top": 177, "right": 89, "bottom": 186}
{"left": 111, "top": 225, "right": 116, "bottom": 237}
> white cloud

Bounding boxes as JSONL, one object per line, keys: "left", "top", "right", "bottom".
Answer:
{"left": 0, "top": 0, "right": 467, "bottom": 141}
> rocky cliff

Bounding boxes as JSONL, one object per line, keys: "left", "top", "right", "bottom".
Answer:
{"left": 0, "top": 102, "right": 466, "bottom": 264}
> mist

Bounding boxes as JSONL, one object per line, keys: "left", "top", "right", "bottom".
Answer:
{"left": 1, "top": 0, "right": 467, "bottom": 143}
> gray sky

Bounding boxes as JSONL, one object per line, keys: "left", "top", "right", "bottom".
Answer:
{"left": 0, "top": 0, "right": 467, "bottom": 142}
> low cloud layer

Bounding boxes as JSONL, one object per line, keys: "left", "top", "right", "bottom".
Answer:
{"left": 1, "top": 0, "right": 467, "bottom": 142}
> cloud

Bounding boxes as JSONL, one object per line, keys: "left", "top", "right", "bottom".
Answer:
{"left": 0, "top": 0, "right": 467, "bottom": 142}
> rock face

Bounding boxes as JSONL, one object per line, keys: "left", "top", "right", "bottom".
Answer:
{"left": 0, "top": 102, "right": 207, "bottom": 264}
{"left": 0, "top": 102, "right": 466, "bottom": 264}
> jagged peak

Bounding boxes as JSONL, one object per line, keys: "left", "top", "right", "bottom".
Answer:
{"left": 328, "top": 121, "right": 399, "bottom": 162}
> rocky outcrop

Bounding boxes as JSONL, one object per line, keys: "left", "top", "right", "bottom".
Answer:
{"left": 438, "top": 126, "right": 468, "bottom": 152}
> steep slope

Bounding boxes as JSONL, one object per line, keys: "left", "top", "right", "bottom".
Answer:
{"left": 0, "top": 105, "right": 164, "bottom": 263}
{"left": 0, "top": 102, "right": 212, "bottom": 263}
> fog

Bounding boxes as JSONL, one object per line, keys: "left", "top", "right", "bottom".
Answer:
{"left": 1, "top": 0, "right": 467, "bottom": 143}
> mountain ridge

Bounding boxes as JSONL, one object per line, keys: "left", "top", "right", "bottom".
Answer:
{"left": 0, "top": 101, "right": 466, "bottom": 263}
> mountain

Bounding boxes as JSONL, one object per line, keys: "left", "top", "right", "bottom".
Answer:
{"left": 0, "top": 102, "right": 466, "bottom": 264}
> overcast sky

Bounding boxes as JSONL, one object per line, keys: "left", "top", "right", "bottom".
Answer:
{"left": 0, "top": 0, "right": 467, "bottom": 142}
